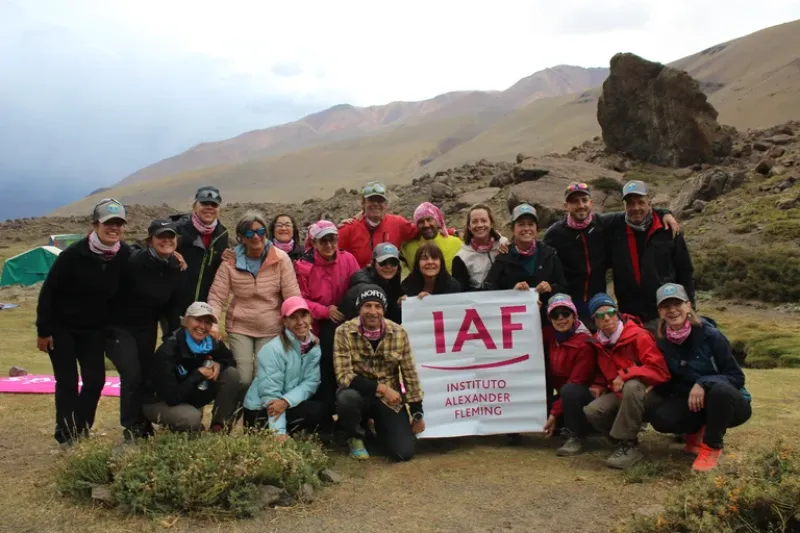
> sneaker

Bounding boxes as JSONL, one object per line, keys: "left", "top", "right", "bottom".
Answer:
{"left": 692, "top": 443, "right": 722, "bottom": 472}
{"left": 556, "top": 437, "right": 585, "bottom": 457}
{"left": 606, "top": 441, "right": 644, "bottom": 469}
{"left": 348, "top": 438, "right": 369, "bottom": 460}
{"left": 684, "top": 426, "right": 705, "bottom": 455}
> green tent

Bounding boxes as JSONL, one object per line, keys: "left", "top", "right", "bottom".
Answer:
{"left": 0, "top": 246, "right": 61, "bottom": 287}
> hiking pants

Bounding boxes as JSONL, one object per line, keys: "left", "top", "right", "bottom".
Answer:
{"left": 336, "top": 388, "right": 416, "bottom": 462}
{"left": 142, "top": 366, "right": 240, "bottom": 432}
{"left": 48, "top": 326, "right": 106, "bottom": 444}
{"left": 584, "top": 379, "right": 647, "bottom": 442}
{"left": 226, "top": 333, "right": 272, "bottom": 390}
{"left": 105, "top": 325, "right": 157, "bottom": 438}
{"left": 645, "top": 383, "right": 752, "bottom": 449}
{"left": 310, "top": 320, "right": 338, "bottom": 417}
{"left": 243, "top": 400, "right": 328, "bottom": 434}
{"left": 559, "top": 383, "right": 595, "bottom": 437}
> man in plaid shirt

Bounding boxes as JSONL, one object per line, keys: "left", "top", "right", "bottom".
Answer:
{"left": 333, "top": 284, "right": 425, "bottom": 461}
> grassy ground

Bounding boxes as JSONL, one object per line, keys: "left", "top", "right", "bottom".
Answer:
{"left": 2, "top": 246, "right": 800, "bottom": 533}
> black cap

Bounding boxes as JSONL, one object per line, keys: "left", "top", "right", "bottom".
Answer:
{"left": 355, "top": 284, "right": 388, "bottom": 310}
{"left": 147, "top": 219, "right": 177, "bottom": 237}
{"left": 195, "top": 186, "right": 222, "bottom": 205}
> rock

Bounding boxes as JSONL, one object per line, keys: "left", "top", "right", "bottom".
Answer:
{"left": 724, "top": 171, "right": 747, "bottom": 194}
{"left": 755, "top": 158, "right": 774, "bottom": 175}
{"left": 671, "top": 169, "right": 737, "bottom": 213}
{"left": 455, "top": 187, "right": 500, "bottom": 209}
{"left": 651, "top": 193, "right": 670, "bottom": 206}
{"left": 489, "top": 173, "right": 514, "bottom": 187}
{"left": 776, "top": 196, "right": 799, "bottom": 210}
{"left": 602, "top": 154, "right": 627, "bottom": 172}
{"left": 298, "top": 483, "right": 315, "bottom": 503}
{"left": 773, "top": 177, "right": 797, "bottom": 193}
{"left": 91, "top": 485, "right": 115, "bottom": 505}
{"left": 674, "top": 168, "right": 694, "bottom": 179}
{"left": 692, "top": 199, "right": 708, "bottom": 212}
{"left": 766, "top": 134, "right": 794, "bottom": 146}
{"left": 740, "top": 144, "right": 753, "bottom": 157}
{"left": 516, "top": 153, "right": 530, "bottom": 164}
{"left": 434, "top": 170, "right": 448, "bottom": 178}
{"left": 597, "top": 52, "right": 731, "bottom": 167}
{"left": 768, "top": 146, "right": 786, "bottom": 158}
{"left": 512, "top": 162, "right": 550, "bottom": 183}
{"left": 506, "top": 191, "right": 562, "bottom": 228}
{"left": 8, "top": 366, "right": 27, "bottom": 377}
{"left": 429, "top": 182, "right": 454, "bottom": 200}
{"left": 260, "top": 485, "right": 289, "bottom": 507}
{"left": 634, "top": 504, "right": 666, "bottom": 518}
{"left": 753, "top": 141, "right": 771, "bottom": 152}
{"left": 319, "top": 468, "right": 342, "bottom": 484}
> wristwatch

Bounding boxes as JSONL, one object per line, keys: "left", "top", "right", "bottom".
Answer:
{"left": 412, "top": 412, "right": 424, "bottom": 422}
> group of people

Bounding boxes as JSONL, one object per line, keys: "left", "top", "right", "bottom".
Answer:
{"left": 34, "top": 178, "right": 751, "bottom": 471}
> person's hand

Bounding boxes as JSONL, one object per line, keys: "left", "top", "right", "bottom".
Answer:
{"left": 221, "top": 248, "right": 236, "bottom": 264}
{"left": 663, "top": 214, "right": 681, "bottom": 238}
{"left": 612, "top": 376, "right": 625, "bottom": 393}
{"left": 498, "top": 242, "right": 509, "bottom": 254}
{"left": 210, "top": 324, "right": 222, "bottom": 341}
{"left": 417, "top": 291, "right": 430, "bottom": 300}
{"left": 398, "top": 295, "right": 407, "bottom": 305}
{"left": 411, "top": 419, "right": 426, "bottom": 435}
{"left": 36, "top": 336, "right": 54, "bottom": 353}
{"left": 543, "top": 415, "right": 557, "bottom": 437}
{"left": 513, "top": 281, "right": 530, "bottom": 291}
{"left": 267, "top": 398, "right": 289, "bottom": 418}
{"left": 208, "top": 361, "right": 221, "bottom": 381}
{"left": 589, "top": 385, "right": 605, "bottom": 398}
{"left": 173, "top": 251, "right": 188, "bottom": 271}
{"left": 534, "top": 281, "right": 551, "bottom": 294}
{"left": 198, "top": 365, "right": 215, "bottom": 379}
{"left": 378, "top": 384, "right": 402, "bottom": 406}
{"left": 688, "top": 384, "right": 705, "bottom": 412}
{"left": 275, "top": 433, "right": 290, "bottom": 443}
{"left": 328, "top": 305, "right": 344, "bottom": 322}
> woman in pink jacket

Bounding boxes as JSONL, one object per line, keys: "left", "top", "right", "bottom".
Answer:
{"left": 295, "top": 220, "right": 360, "bottom": 413}
{"left": 207, "top": 211, "right": 301, "bottom": 395}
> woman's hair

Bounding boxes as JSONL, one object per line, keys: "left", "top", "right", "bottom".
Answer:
{"left": 235, "top": 211, "right": 268, "bottom": 243}
{"left": 269, "top": 213, "right": 300, "bottom": 243}
{"left": 404, "top": 243, "right": 453, "bottom": 293}
{"left": 655, "top": 307, "right": 702, "bottom": 339}
{"left": 279, "top": 311, "right": 312, "bottom": 352}
{"left": 462, "top": 203, "right": 502, "bottom": 245}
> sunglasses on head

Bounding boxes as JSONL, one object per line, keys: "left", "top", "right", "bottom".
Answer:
{"left": 362, "top": 183, "right": 386, "bottom": 195}
{"left": 548, "top": 309, "right": 573, "bottom": 320}
{"left": 243, "top": 227, "right": 267, "bottom": 239}
{"left": 593, "top": 308, "right": 618, "bottom": 320}
{"left": 378, "top": 258, "right": 400, "bottom": 267}
{"left": 566, "top": 183, "right": 590, "bottom": 193}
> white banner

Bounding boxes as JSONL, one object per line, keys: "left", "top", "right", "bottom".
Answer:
{"left": 402, "top": 289, "right": 547, "bottom": 438}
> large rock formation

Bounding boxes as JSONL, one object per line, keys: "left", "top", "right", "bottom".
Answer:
{"left": 597, "top": 53, "right": 732, "bottom": 167}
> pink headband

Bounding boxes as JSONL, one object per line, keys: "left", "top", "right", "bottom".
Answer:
{"left": 413, "top": 202, "right": 447, "bottom": 237}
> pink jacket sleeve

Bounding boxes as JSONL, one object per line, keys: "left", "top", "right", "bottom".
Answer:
{"left": 295, "top": 259, "right": 330, "bottom": 320}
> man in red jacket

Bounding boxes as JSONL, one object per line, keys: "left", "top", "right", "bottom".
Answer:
{"left": 583, "top": 292, "right": 671, "bottom": 469}
{"left": 337, "top": 181, "right": 419, "bottom": 268}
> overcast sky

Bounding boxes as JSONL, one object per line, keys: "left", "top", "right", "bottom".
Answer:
{"left": 1, "top": 0, "right": 799, "bottom": 219}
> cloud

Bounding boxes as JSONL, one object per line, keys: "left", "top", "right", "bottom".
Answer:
{"left": 271, "top": 63, "right": 303, "bottom": 77}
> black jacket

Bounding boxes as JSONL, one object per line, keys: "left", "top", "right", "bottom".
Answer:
{"left": 108, "top": 248, "right": 184, "bottom": 335}
{"left": 341, "top": 267, "right": 403, "bottom": 323}
{"left": 36, "top": 238, "right": 131, "bottom": 338}
{"left": 144, "top": 328, "right": 236, "bottom": 407}
{"left": 607, "top": 212, "right": 695, "bottom": 323}
{"left": 483, "top": 241, "right": 567, "bottom": 296}
{"left": 171, "top": 214, "right": 229, "bottom": 315}
{"left": 401, "top": 272, "right": 462, "bottom": 297}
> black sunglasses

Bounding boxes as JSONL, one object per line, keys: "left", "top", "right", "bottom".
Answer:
{"left": 378, "top": 259, "right": 400, "bottom": 267}
{"left": 548, "top": 309, "right": 573, "bottom": 321}
{"left": 243, "top": 227, "right": 267, "bottom": 239}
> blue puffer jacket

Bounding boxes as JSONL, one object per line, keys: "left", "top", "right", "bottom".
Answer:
{"left": 655, "top": 318, "right": 751, "bottom": 401}
{"left": 243, "top": 330, "right": 321, "bottom": 434}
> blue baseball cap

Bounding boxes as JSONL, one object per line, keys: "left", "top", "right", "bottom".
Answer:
{"left": 622, "top": 180, "right": 649, "bottom": 199}
{"left": 588, "top": 293, "right": 617, "bottom": 315}
{"left": 373, "top": 242, "right": 400, "bottom": 263}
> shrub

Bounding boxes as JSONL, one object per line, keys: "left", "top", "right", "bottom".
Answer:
{"left": 589, "top": 176, "right": 621, "bottom": 195}
{"left": 55, "top": 430, "right": 330, "bottom": 518}
{"left": 624, "top": 441, "right": 800, "bottom": 533}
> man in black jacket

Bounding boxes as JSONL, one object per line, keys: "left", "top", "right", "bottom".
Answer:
{"left": 607, "top": 180, "right": 695, "bottom": 332}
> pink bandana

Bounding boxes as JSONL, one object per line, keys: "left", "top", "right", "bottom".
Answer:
{"left": 359, "top": 318, "right": 386, "bottom": 341}
{"left": 514, "top": 240, "right": 537, "bottom": 256}
{"left": 191, "top": 213, "right": 218, "bottom": 235}
{"left": 413, "top": 202, "right": 448, "bottom": 237}
{"left": 299, "top": 336, "right": 314, "bottom": 355}
{"left": 666, "top": 320, "right": 693, "bottom": 345}
{"left": 88, "top": 231, "right": 120, "bottom": 258}
{"left": 566, "top": 213, "right": 594, "bottom": 231}
{"left": 471, "top": 238, "right": 495, "bottom": 253}
{"left": 273, "top": 239, "right": 295, "bottom": 253}
{"left": 596, "top": 321, "right": 624, "bottom": 346}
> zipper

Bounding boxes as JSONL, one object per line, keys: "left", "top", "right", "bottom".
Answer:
{"left": 580, "top": 233, "right": 591, "bottom": 301}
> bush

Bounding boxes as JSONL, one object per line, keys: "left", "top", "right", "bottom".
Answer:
{"left": 589, "top": 176, "right": 621, "bottom": 195}
{"left": 55, "top": 431, "right": 330, "bottom": 518}
{"left": 624, "top": 441, "right": 800, "bottom": 533}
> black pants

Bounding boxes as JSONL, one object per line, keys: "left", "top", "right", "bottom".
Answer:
{"left": 242, "top": 400, "right": 327, "bottom": 434}
{"left": 559, "top": 383, "right": 595, "bottom": 437}
{"left": 646, "top": 382, "right": 752, "bottom": 449}
{"left": 336, "top": 388, "right": 416, "bottom": 462}
{"left": 309, "top": 320, "right": 337, "bottom": 416}
{"left": 105, "top": 325, "right": 158, "bottom": 438}
{"left": 48, "top": 327, "right": 107, "bottom": 443}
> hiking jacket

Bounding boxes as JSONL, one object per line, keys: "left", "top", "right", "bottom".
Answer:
{"left": 172, "top": 214, "right": 229, "bottom": 315}
{"left": 337, "top": 214, "right": 418, "bottom": 268}
{"left": 36, "top": 237, "right": 131, "bottom": 338}
{"left": 451, "top": 240, "right": 503, "bottom": 291}
{"left": 207, "top": 244, "right": 300, "bottom": 339}
{"left": 589, "top": 315, "right": 671, "bottom": 397}
{"left": 400, "top": 272, "right": 463, "bottom": 297}
{"left": 655, "top": 318, "right": 750, "bottom": 401}
{"left": 607, "top": 212, "right": 695, "bottom": 323}
{"left": 548, "top": 326, "right": 604, "bottom": 419}
{"left": 145, "top": 328, "right": 236, "bottom": 407}
{"left": 340, "top": 267, "right": 403, "bottom": 323}
{"left": 108, "top": 248, "right": 184, "bottom": 335}
{"left": 401, "top": 233, "right": 463, "bottom": 273}
{"left": 242, "top": 331, "right": 322, "bottom": 433}
{"left": 295, "top": 249, "right": 361, "bottom": 332}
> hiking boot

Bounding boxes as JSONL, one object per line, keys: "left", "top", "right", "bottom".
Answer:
{"left": 348, "top": 438, "right": 369, "bottom": 460}
{"left": 692, "top": 443, "right": 722, "bottom": 472}
{"left": 606, "top": 441, "right": 643, "bottom": 469}
{"left": 684, "top": 426, "right": 705, "bottom": 455}
{"left": 556, "top": 437, "right": 585, "bottom": 457}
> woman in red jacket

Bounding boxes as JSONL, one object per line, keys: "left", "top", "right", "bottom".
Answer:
{"left": 541, "top": 294, "right": 604, "bottom": 457}
{"left": 582, "top": 293, "right": 670, "bottom": 470}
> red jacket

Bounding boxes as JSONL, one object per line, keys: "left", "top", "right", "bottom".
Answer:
{"left": 337, "top": 214, "right": 418, "bottom": 268}
{"left": 548, "top": 327, "right": 604, "bottom": 419}
{"left": 591, "top": 315, "right": 670, "bottom": 396}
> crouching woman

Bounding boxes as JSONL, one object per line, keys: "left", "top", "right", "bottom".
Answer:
{"left": 142, "top": 302, "right": 240, "bottom": 433}
{"left": 645, "top": 283, "right": 752, "bottom": 472}
{"left": 243, "top": 297, "right": 327, "bottom": 440}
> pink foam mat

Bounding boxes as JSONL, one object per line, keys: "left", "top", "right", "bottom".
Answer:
{"left": 0, "top": 375, "right": 121, "bottom": 396}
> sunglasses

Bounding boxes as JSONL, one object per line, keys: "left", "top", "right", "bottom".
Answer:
{"left": 566, "top": 183, "right": 590, "bottom": 194}
{"left": 362, "top": 183, "right": 386, "bottom": 196}
{"left": 317, "top": 236, "right": 338, "bottom": 246}
{"left": 378, "top": 259, "right": 400, "bottom": 267}
{"left": 199, "top": 201, "right": 220, "bottom": 207}
{"left": 593, "top": 309, "right": 618, "bottom": 320}
{"left": 548, "top": 309, "right": 573, "bottom": 321}
{"left": 243, "top": 227, "right": 267, "bottom": 239}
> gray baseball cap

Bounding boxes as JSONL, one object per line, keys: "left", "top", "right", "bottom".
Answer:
{"left": 511, "top": 203, "right": 538, "bottom": 223}
{"left": 622, "top": 180, "right": 649, "bottom": 199}
{"left": 195, "top": 186, "right": 222, "bottom": 205}
{"left": 656, "top": 283, "right": 690, "bottom": 306}
{"left": 92, "top": 198, "right": 127, "bottom": 224}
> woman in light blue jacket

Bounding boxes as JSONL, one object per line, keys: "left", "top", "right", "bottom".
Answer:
{"left": 242, "top": 296, "right": 325, "bottom": 440}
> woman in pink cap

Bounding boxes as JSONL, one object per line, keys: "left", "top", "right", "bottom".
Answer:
{"left": 294, "top": 220, "right": 361, "bottom": 415}
{"left": 242, "top": 296, "right": 325, "bottom": 440}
